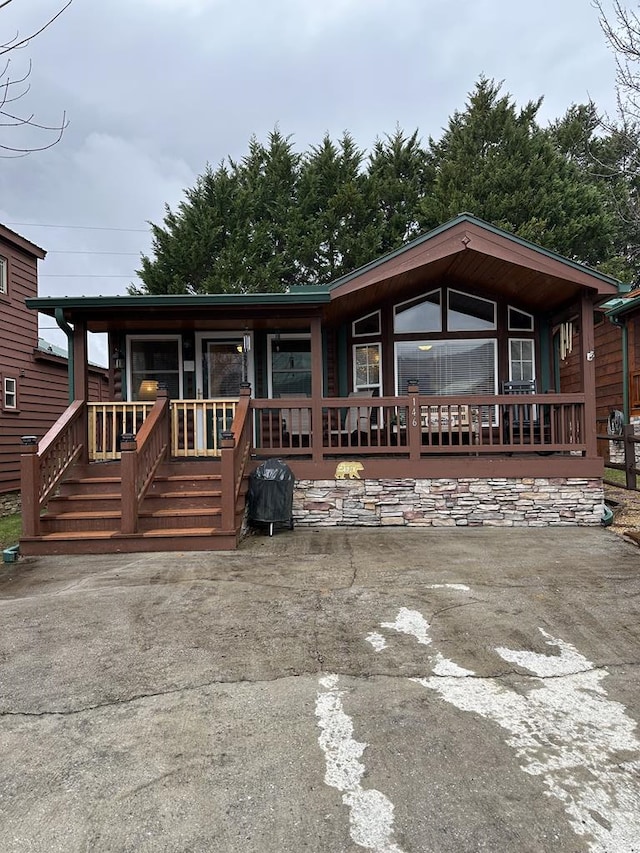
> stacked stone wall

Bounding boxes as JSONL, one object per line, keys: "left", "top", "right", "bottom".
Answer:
{"left": 0, "top": 491, "right": 20, "bottom": 518}
{"left": 292, "top": 477, "right": 603, "bottom": 528}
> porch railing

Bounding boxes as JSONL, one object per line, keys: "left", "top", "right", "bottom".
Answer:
{"left": 252, "top": 393, "right": 588, "bottom": 458}
{"left": 220, "top": 385, "right": 252, "bottom": 531}
{"left": 88, "top": 402, "right": 152, "bottom": 461}
{"left": 87, "top": 399, "right": 238, "bottom": 461}
{"left": 170, "top": 399, "right": 238, "bottom": 457}
{"left": 82, "top": 392, "right": 589, "bottom": 467}
{"left": 120, "top": 390, "right": 170, "bottom": 534}
{"left": 21, "top": 399, "right": 86, "bottom": 536}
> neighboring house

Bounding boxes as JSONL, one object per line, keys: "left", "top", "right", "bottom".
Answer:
{"left": 21, "top": 214, "right": 625, "bottom": 555}
{"left": 600, "top": 291, "right": 640, "bottom": 425}
{"left": 0, "top": 223, "right": 108, "bottom": 497}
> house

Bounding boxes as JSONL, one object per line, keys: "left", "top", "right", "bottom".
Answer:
{"left": 20, "top": 214, "right": 625, "bottom": 555}
{"left": 0, "top": 223, "right": 108, "bottom": 503}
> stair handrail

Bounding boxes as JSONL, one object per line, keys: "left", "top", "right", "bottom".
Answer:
{"left": 120, "top": 389, "right": 169, "bottom": 535}
{"left": 220, "top": 384, "right": 252, "bottom": 533}
{"left": 21, "top": 399, "right": 86, "bottom": 537}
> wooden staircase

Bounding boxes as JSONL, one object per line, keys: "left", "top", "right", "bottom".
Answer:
{"left": 20, "top": 460, "right": 248, "bottom": 555}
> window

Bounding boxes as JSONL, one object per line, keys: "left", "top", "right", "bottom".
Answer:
{"left": 509, "top": 339, "right": 535, "bottom": 382}
{"left": 268, "top": 335, "right": 312, "bottom": 397}
{"left": 508, "top": 306, "right": 534, "bottom": 332}
{"left": 394, "top": 290, "right": 441, "bottom": 333}
{"left": 447, "top": 290, "right": 496, "bottom": 331}
{"left": 353, "top": 311, "right": 380, "bottom": 337}
{"left": 395, "top": 339, "right": 497, "bottom": 397}
{"left": 128, "top": 336, "right": 182, "bottom": 401}
{"left": 353, "top": 343, "right": 381, "bottom": 394}
{"left": 0, "top": 256, "right": 7, "bottom": 295}
{"left": 3, "top": 377, "right": 17, "bottom": 409}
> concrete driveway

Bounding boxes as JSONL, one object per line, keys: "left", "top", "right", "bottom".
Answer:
{"left": 1, "top": 527, "right": 639, "bottom": 853}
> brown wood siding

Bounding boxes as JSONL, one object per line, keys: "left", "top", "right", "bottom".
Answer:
{"left": 594, "top": 319, "right": 623, "bottom": 422}
{"left": 0, "top": 231, "right": 108, "bottom": 493}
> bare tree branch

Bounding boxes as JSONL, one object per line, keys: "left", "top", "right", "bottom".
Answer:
{"left": 0, "top": 1, "right": 72, "bottom": 156}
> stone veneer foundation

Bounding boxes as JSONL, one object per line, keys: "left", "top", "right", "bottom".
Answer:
{"left": 292, "top": 477, "right": 604, "bottom": 527}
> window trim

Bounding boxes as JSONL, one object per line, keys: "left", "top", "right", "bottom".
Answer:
{"left": 0, "top": 255, "right": 8, "bottom": 297}
{"left": 393, "top": 288, "right": 442, "bottom": 334}
{"left": 3, "top": 375, "right": 18, "bottom": 410}
{"left": 447, "top": 288, "right": 497, "bottom": 332}
{"left": 508, "top": 305, "right": 534, "bottom": 332}
{"left": 126, "top": 334, "right": 183, "bottom": 402}
{"left": 508, "top": 338, "right": 536, "bottom": 383}
{"left": 352, "top": 310, "right": 381, "bottom": 338}
{"left": 352, "top": 342, "right": 382, "bottom": 395}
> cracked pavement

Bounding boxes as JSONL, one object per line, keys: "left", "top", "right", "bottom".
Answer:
{"left": 1, "top": 526, "right": 640, "bottom": 852}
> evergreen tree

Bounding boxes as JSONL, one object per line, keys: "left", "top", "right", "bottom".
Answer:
{"left": 421, "top": 78, "right": 615, "bottom": 266}
{"left": 549, "top": 103, "right": 640, "bottom": 280}
{"left": 367, "top": 127, "right": 432, "bottom": 254}
{"left": 297, "top": 132, "right": 377, "bottom": 284}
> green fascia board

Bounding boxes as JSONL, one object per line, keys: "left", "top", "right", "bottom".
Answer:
{"left": 26, "top": 290, "right": 331, "bottom": 315}
{"left": 604, "top": 291, "right": 640, "bottom": 319}
{"left": 324, "top": 213, "right": 626, "bottom": 292}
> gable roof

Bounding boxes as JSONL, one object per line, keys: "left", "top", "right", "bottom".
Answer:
{"left": 318, "top": 214, "right": 625, "bottom": 321}
{"left": 0, "top": 223, "right": 46, "bottom": 259}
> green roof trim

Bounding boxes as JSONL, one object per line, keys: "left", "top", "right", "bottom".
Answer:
{"left": 26, "top": 290, "right": 331, "bottom": 314}
{"left": 324, "top": 213, "right": 626, "bottom": 292}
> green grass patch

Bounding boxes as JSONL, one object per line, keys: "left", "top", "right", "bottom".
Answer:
{"left": 605, "top": 467, "right": 637, "bottom": 488}
{"left": 0, "top": 513, "right": 21, "bottom": 550}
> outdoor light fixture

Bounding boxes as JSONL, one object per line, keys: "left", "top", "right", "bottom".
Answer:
{"left": 113, "top": 348, "right": 124, "bottom": 370}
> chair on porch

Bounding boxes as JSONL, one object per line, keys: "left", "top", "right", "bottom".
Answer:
{"left": 501, "top": 379, "right": 537, "bottom": 441}
{"left": 339, "top": 390, "right": 375, "bottom": 445}
{"left": 280, "top": 393, "right": 311, "bottom": 446}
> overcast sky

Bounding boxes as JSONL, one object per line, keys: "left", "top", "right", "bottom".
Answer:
{"left": 0, "top": 0, "right": 621, "bottom": 364}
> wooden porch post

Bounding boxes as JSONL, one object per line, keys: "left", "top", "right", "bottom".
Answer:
{"left": 407, "top": 382, "right": 421, "bottom": 461}
{"left": 580, "top": 292, "right": 598, "bottom": 458}
{"left": 120, "top": 433, "right": 138, "bottom": 534}
{"left": 73, "top": 319, "right": 89, "bottom": 464}
{"left": 220, "top": 430, "right": 236, "bottom": 531}
{"left": 20, "top": 437, "right": 40, "bottom": 537}
{"left": 310, "top": 316, "right": 324, "bottom": 463}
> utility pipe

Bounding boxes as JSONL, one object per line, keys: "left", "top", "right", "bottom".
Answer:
{"left": 55, "top": 307, "right": 75, "bottom": 404}
{"left": 610, "top": 316, "right": 629, "bottom": 423}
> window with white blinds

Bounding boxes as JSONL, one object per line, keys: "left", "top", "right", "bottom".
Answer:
{"left": 395, "top": 339, "right": 497, "bottom": 396}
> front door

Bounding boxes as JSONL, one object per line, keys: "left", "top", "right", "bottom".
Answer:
{"left": 194, "top": 334, "right": 254, "bottom": 451}
{"left": 206, "top": 341, "right": 244, "bottom": 398}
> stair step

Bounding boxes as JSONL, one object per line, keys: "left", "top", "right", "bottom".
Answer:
{"left": 139, "top": 507, "right": 221, "bottom": 519}
{"left": 144, "top": 490, "right": 221, "bottom": 500}
{"left": 20, "top": 528, "right": 239, "bottom": 555}
{"left": 44, "top": 510, "right": 120, "bottom": 521}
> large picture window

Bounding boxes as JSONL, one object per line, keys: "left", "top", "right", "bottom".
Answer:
{"left": 395, "top": 339, "right": 497, "bottom": 397}
{"left": 128, "top": 336, "right": 182, "bottom": 401}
